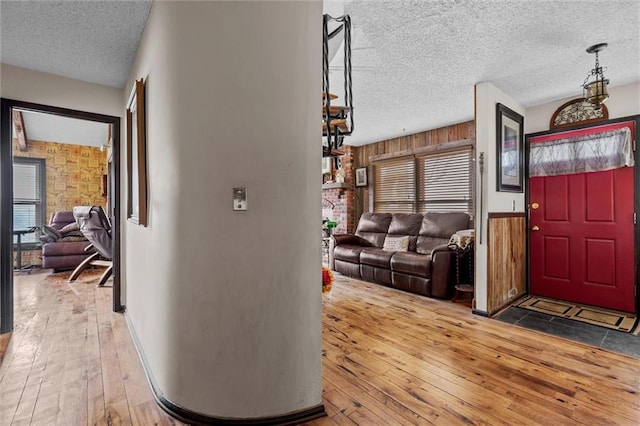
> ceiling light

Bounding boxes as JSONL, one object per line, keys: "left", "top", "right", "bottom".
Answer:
{"left": 582, "top": 43, "right": 610, "bottom": 109}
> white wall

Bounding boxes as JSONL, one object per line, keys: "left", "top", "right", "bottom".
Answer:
{"left": 474, "top": 82, "right": 526, "bottom": 313}
{"left": 0, "top": 64, "right": 122, "bottom": 117}
{"left": 123, "top": 1, "right": 322, "bottom": 419}
{"left": 526, "top": 81, "right": 640, "bottom": 133}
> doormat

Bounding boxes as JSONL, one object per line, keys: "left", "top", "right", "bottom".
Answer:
{"left": 516, "top": 296, "right": 639, "bottom": 334}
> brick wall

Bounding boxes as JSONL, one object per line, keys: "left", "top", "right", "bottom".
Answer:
{"left": 321, "top": 146, "right": 356, "bottom": 234}
{"left": 13, "top": 139, "right": 108, "bottom": 268}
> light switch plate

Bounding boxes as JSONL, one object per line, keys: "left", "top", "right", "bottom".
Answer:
{"left": 233, "top": 188, "right": 247, "bottom": 211}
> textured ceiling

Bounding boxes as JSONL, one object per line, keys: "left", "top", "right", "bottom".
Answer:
{"left": 1, "top": 1, "right": 638, "bottom": 146}
{"left": 336, "top": 0, "right": 640, "bottom": 145}
{"left": 0, "top": 1, "right": 152, "bottom": 88}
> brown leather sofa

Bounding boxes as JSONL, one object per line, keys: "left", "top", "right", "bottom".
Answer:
{"left": 329, "top": 212, "right": 471, "bottom": 298}
{"left": 41, "top": 210, "right": 94, "bottom": 272}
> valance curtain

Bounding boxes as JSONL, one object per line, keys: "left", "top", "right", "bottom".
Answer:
{"left": 529, "top": 126, "right": 634, "bottom": 177}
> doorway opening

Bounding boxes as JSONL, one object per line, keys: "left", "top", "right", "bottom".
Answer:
{"left": 1, "top": 98, "right": 122, "bottom": 334}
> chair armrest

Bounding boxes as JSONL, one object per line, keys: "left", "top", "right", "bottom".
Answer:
{"left": 431, "top": 245, "right": 455, "bottom": 298}
{"left": 39, "top": 235, "right": 55, "bottom": 244}
{"left": 331, "top": 234, "right": 364, "bottom": 246}
{"left": 431, "top": 244, "right": 452, "bottom": 256}
{"left": 329, "top": 234, "right": 368, "bottom": 270}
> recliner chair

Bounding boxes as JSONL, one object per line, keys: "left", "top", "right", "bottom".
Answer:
{"left": 68, "top": 206, "right": 113, "bottom": 287}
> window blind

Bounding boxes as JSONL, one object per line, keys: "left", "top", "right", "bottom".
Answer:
{"left": 417, "top": 148, "right": 473, "bottom": 214}
{"left": 373, "top": 156, "right": 415, "bottom": 213}
{"left": 13, "top": 158, "right": 45, "bottom": 244}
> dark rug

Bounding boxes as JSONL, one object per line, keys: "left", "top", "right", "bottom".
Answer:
{"left": 496, "top": 307, "right": 640, "bottom": 359}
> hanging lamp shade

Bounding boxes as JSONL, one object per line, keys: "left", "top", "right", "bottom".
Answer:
{"left": 582, "top": 43, "right": 610, "bottom": 109}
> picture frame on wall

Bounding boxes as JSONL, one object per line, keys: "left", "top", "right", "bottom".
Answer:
{"left": 496, "top": 103, "right": 524, "bottom": 192}
{"left": 126, "top": 78, "right": 148, "bottom": 226}
{"left": 355, "top": 167, "right": 367, "bottom": 187}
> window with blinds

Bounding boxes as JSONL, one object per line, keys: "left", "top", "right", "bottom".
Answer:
{"left": 373, "top": 147, "right": 473, "bottom": 216}
{"left": 373, "top": 156, "right": 415, "bottom": 213}
{"left": 417, "top": 149, "right": 473, "bottom": 214}
{"left": 13, "top": 157, "right": 46, "bottom": 244}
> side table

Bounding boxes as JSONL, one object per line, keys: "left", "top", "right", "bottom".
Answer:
{"left": 448, "top": 230, "right": 475, "bottom": 302}
{"left": 13, "top": 227, "right": 39, "bottom": 272}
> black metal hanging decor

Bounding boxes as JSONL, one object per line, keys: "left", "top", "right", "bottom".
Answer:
{"left": 322, "top": 14, "right": 353, "bottom": 158}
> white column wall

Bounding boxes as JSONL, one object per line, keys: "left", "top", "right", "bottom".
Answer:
{"left": 123, "top": 1, "right": 323, "bottom": 419}
{"left": 474, "top": 82, "right": 525, "bottom": 313}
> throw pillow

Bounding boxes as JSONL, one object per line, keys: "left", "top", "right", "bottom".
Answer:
{"left": 42, "top": 225, "right": 62, "bottom": 241}
{"left": 59, "top": 222, "right": 80, "bottom": 234}
{"left": 383, "top": 235, "right": 410, "bottom": 252}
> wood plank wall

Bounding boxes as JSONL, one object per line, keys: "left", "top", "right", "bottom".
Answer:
{"left": 486, "top": 213, "right": 527, "bottom": 315}
{"left": 350, "top": 121, "right": 475, "bottom": 224}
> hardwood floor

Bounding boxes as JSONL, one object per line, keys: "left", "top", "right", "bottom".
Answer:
{"left": 2, "top": 269, "right": 639, "bottom": 425}
{"left": 0, "top": 269, "right": 182, "bottom": 426}
{"left": 306, "top": 274, "right": 640, "bottom": 426}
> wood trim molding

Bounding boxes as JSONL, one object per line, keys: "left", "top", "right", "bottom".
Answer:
{"left": 0, "top": 98, "right": 123, "bottom": 335}
{"left": 124, "top": 313, "right": 327, "bottom": 425}
{"left": 471, "top": 309, "right": 489, "bottom": 317}
{"left": 0, "top": 99, "right": 13, "bottom": 333}
{"left": 370, "top": 138, "right": 473, "bottom": 163}
{"left": 12, "top": 110, "right": 27, "bottom": 151}
{"left": 487, "top": 212, "right": 526, "bottom": 219}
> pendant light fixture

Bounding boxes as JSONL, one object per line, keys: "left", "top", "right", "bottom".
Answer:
{"left": 582, "top": 43, "right": 610, "bottom": 109}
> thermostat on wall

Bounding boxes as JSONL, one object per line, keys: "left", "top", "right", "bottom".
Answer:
{"left": 233, "top": 188, "right": 247, "bottom": 211}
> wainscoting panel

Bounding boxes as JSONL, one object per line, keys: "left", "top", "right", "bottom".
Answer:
{"left": 487, "top": 213, "right": 526, "bottom": 315}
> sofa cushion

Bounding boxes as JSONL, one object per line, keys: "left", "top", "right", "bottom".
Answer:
{"left": 383, "top": 235, "right": 409, "bottom": 252}
{"left": 416, "top": 212, "right": 470, "bottom": 254}
{"left": 49, "top": 210, "right": 76, "bottom": 230}
{"left": 388, "top": 213, "right": 423, "bottom": 235}
{"left": 334, "top": 245, "right": 364, "bottom": 263}
{"left": 419, "top": 212, "right": 470, "bottom": 238}
{"left": 42, "top": 240, "right": 92, "bottom": 256}
{"left": 387, "top": 213, "right": 422, "bottom": 251}
{"left": 355, "top": 213, "right": 392, "bottom": 247}
{"left": 390, "top": 252, "right": 432, "bottom": 278}
{"left": 416, "top": 237, "right": 449, "bottom": 255}
{"left": 360, "top": 248, "right": 394, "bottom": 268}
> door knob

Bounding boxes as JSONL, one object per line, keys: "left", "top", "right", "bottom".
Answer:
{"left": 531, "top": 202, "right": 539, "bottom": 209}
{"left": 531, "top": 225, "right": 540, "bottom": 231}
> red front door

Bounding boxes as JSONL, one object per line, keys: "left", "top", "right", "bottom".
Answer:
{"left": 529, "top": 165, "right": 635, "bottom": 313}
